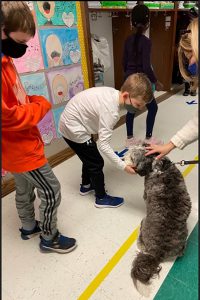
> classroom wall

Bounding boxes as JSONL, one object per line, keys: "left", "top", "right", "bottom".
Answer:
{"left": 89, "top": 12, "right": 115, "bottom": 87}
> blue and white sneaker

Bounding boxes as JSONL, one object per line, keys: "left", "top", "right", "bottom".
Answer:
{"left": 79, "top": 184, "right": 95, "bottom": 196}
{"left": 95, "top": 194, "right": 124, "bottom": 208}
{"left": 20, "top": 220, "right": 42, "bottom": 240}
{"left": 40, "top": 231, "right": 77, "bottom": 254}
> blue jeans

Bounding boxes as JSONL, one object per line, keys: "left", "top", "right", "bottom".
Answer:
{"left": 126, "top": 97, "right": 158, "bottom": 138}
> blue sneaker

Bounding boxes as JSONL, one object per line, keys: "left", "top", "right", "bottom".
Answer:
{"left": 95, "top": 194, "right": 124, "bottom": 208}
{"left": 80, "top": 184, "right": 95, "bottom": 196}
{"left": 40, "top": 231, "right": 77, "bottom": 253}
{"left": 20, "top": 220, "right": 42, "bottom": 240}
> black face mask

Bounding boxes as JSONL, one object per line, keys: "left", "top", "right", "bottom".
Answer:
{"left": 2, "top": 35, "right": 28, "bottom": 58}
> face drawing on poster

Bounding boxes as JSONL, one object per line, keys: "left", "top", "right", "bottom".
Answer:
{"left": 52, "top": 74, "right": 68, "bottom": 104}
{"left": 39, "top": 28, "right": 81, "bottom": 68}
{"left": 46, "top": 34, "right": 63, "bottom": 67}
{"left": 46, "top": 65, "right": 84, "bottom": 104}
{"left": 36, "top": 1, "right": 55, "bottom": 25}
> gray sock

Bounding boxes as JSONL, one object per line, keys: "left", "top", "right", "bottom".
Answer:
{"left": 22, "top": 220, "right": 36, "bottom": 231}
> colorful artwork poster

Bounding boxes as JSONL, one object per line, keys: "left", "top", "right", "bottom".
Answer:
{"left": 39, "top": 27, "right": 81, "bottom": 69}
{"left": 20, "top": 73, "right": 51, "bottom": 102}
{"left": 46, "top": 65, "right": 84, "bottom": 105}
{"left": 38, "top": 111, "right": 57, "bottom": 145}
{"left": 34, "top": 1, "right": 77, "bottom": 27}
{"left": 53, "top": 106, "right": 65, "bottom": 138}
{"left": 13, "top": 30, "right": 44, "bottom": 73}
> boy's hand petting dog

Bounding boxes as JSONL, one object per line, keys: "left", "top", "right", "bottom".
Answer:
{"left": 124, "top": 165, "right": 136, "bottom": 174}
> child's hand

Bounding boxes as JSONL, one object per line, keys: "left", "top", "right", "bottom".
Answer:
{"left": 124, "top": 165, "right": 136, "bottom": 174}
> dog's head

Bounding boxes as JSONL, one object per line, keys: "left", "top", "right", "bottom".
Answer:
{"left": 127, "top": 143, "right": 172, "bottom": 177}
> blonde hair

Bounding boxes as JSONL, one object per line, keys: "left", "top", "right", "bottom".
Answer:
{"left": 2, "top": 1, "right": 35, "bottom": 36}
{"left": 178, "top": 33, "right": 194, "bottom": 82}
{"left": 190, "top": 18, "right": 198, "bottom": 62}
{"left": 178, "top": 18, "right": 198, "bottom": 89}
{"left": 121, "top": 73, "right": 153, "bottom": 103}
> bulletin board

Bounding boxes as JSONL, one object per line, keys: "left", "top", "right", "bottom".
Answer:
{"left": 2, "top": 1, "right": 93, "bottom": 196}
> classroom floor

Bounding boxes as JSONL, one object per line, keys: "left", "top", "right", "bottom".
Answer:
{"left": 2, "top": 88, "right": 198, "bottom": 300}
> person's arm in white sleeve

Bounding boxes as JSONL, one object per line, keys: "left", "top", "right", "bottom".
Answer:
{"left": 98, "top": 111, "right": 135, "bottom": 174}
{"left": 145, "top": 112, "right": 198, "bottom": 159}
{"left": 170, "top": 112, "right": 198, "bottom": 149}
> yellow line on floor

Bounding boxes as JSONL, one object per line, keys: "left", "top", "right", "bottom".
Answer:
{"left": 182, "top": 155, "right": 198, "bottom": 177}
{"left": 77, "top": 155, "right": 198, "bottom": 300}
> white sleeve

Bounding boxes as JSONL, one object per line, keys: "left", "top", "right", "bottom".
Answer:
{"left": 170, "top": 112, "right": 198, "bottom": 149}
{"left": 98, "top": 111, "right": 126, "bottom": 170}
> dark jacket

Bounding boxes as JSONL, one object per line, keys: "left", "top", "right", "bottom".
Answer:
{"left": 123, "top": 34, "right": 157, "bottom": 83}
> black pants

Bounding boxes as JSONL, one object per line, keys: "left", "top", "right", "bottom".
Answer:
{"left": 126, "top": 97, "right": 158, "bottom": 138}
{"left": 63, "top": 137, "right": 106, "bottom": 198}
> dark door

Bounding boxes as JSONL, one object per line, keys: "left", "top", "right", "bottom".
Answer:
{"left": 150, "top": 11, "right": 177, "bottom": 90}
{"left": 112, "top": 11, "right": 177, "bottom": 91}
{"left": 112, "top": 13, "right": 132, "bottom": 90}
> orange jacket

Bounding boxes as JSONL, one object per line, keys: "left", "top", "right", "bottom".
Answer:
{"left": 2, "top": 55, "right": 52, "bottom": 173}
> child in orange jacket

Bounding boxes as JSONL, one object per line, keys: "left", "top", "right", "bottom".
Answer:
{"left": 2, "top": 1, "right": 76, "bottom": 253}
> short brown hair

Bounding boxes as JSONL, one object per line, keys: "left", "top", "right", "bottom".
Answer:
{"left": 2, "top": 1, "right": 35, "bottom": 36}
{"left": 121, "top": 73, "right": 153, "bottom": 103}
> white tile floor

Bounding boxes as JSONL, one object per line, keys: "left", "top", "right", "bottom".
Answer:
{"left": 2, "top": 89, "right": 198, "bottom": 300}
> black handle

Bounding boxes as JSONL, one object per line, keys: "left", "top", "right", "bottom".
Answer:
{"left": 181, "top": 160, "right": 199, "bottom": 165}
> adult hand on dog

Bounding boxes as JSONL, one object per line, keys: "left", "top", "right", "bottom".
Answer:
{"left": 125, "top": 165, "right": 136, "bottom": 174}
{"left": 145, "top": 142, "right": 176, "bottom": 159}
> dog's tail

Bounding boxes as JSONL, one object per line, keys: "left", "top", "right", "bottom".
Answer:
{"left": 131, "top": 252, "right": 162, "bottom": 285}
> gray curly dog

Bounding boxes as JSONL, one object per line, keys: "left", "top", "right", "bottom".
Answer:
{"left": 124, "top": 144, "right": 191, "bottom": 285}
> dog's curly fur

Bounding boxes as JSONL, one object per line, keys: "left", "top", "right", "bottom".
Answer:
{"left": 124, "top": 144, "right": 191, "bottom": 285}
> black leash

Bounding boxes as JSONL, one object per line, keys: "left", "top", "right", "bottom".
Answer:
{"left": 173, "top": 160, "right": 199, "bottom": 166}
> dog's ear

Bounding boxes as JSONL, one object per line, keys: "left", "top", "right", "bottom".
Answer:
{"left": 152, "top": 157, "right": 172, "bottom": 173}
{"left": 160, "top": 157, "right": 172, "bottom": 170}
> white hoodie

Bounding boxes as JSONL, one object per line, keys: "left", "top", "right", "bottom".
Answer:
{"left": 170, "top": 112, "right": 198, "bottom": 149}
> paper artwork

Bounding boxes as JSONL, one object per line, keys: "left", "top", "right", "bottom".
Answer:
{"left": 46, "top": 65, "right": 84, "bottom": 105}
{"left": 39, "top": 27, "right": 80, "bottom": 69}
{"left": 13, "top": 31, "right": 44, "bottom": 73}
{"left": 34, "top": 1, "right": 77, "bottom": 27}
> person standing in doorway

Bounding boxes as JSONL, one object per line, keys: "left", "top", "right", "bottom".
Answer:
{"left": 123, "top": 4, "right": 163, "bottom": 147}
